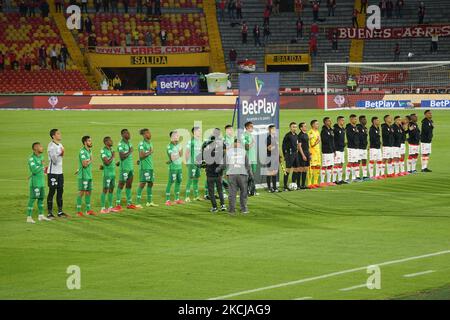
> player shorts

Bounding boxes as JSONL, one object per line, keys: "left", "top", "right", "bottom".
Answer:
{"left": 421, "top": 143, "right": 432, "bottom": 155}
{"left": 119, "top": 170, "right": 134, "bottom": 182}
{"left": 139, "top": 169, "right": 154, "bottom": 183}
{"left": 102, "top": 175, "right": 115, "bottom": 189}
{"left": 187, "top": 165, "right": 201, "bottom": 179}
{"left": 382, "top": 146, "right": 393, "bottom": 159}
{"left": 168, "top": 169, "right": 182, "bottom": 183}
{"left": 409, "top": 144, "right": 420, "bottom": 155}
{"left": 369, "top": 148, "right": 382, "bottom": 162}
{"left": 334, "top": 150, "right": 344, "bottom": 164}
{"left": 347, "top": 148, "right": 359, "bottom": 163}
{"left": 310, "top": 153, "right": 321, "bottom": 167}
{"left": 392, "top": 146, "right": 401, "bottom": 158}
{"left": 78, "top": 179, "right": 93, "bottom": 191}
{"left": 400, "top": 143, "right": 406, "bottom": 155}
{"left": 285, "top": 153, "right": 300, "bottom": 168}
{"left": 322, "top": 153, "right": 334, "bottom": 167}
{"left": 299, "top": 156, "right": 310, "bottom": 167}
{"left": 29, "top": 186, "right": 45, "bottom": 199}
{"left": 359, "top": 149, "right": 368, "bottom": 161}
{"left": 47, "top": 173, "right": 64, "bottom": 189}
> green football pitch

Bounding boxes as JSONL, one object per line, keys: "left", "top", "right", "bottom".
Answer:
{"left": 0, "top": 109, "right": 449, "bottom": 300}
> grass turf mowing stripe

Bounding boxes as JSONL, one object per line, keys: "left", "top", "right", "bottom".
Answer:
{"left": 209, "top": 250, "right": 450, "bottom": 300}
{"left": 403, "top": 270, "right": 435, "bottom": 278}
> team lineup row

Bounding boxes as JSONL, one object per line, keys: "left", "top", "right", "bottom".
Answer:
{"left": 25, "top": 110, "right": 434, "bottom": 223}
{"left": 279, "top": 110, "right": 434, "bottom": 191}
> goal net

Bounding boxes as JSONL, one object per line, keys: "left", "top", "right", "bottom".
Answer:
{"left": 324, "top": 61, "right": 450, "bottom": 110}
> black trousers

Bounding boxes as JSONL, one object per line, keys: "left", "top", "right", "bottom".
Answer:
{"left": 207, "top": 176, "right": 224, "bottom": 208}
{"left": 47, "top": 174, "right": 64, "bottom": 214}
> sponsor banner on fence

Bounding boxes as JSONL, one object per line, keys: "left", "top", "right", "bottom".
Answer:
{"left": 356, "top": 100, "right": 412, "bottom": 108}
{"left": 95, "top": 46, "right": 204, "bottom": 55}
{"left": 265, "top": 54, "right": 311, "bottom": 65}
{"left": 238, "top": 73, "right": 280, "bottom": 184}
{"left": 327, "top": 71, "right": 409, "bottom": 85}
{"left": 421, "top": 99, "right": 450, "bottom": 108}
{"left": 330, "top": 25, "right": 450, "bottom": 40}
{"left": 156, "top": 75, "right": 200, "bottom": 94}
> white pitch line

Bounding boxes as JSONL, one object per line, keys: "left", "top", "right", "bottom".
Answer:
{"left": 339, "top": 284, "right": 367, "bottom": 292}
{"left": 208, "top": 250, "right": 450, "bottom": 300}
{"left": 293, "top": 296, "right": 313, "bottom": 300}
{"left": 403, "top": 270, "right": 435, "bottom": 278}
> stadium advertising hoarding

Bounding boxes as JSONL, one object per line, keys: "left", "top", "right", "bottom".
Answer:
{"left": 330, "top": 24, "right": 450, "bottom": 39}
{"left": 421, "top": 99, "right": 450, "bottom": 108}
{"left": 356, "top": 100, "right": 412, "bottom": 108}
{"left": 327, "top": 71, "right": 408, "bottom": 85}
{"left": 95, "top": 46, "right": 204, "bottom": 55}
{"left": 238, "top": 73, "right": 280, "bottom": 184}
{"left": 156, "top": 75, "right": 200, "bottom": 94}
{"left": 87, "top": 52, "right": 210, "bottom": 67}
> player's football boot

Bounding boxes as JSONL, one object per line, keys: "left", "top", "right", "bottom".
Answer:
{"left": 57, "top": 212, "right": 70, "bottom": 218}
{"left": 47, "top": 213, "right": 56, "bottom": 219}
{"left": 185, "top": 197, "right": 191, "bottom": 203}
{"left": 210, "top": 207, "right": 218, "bottom": 213}
{"left": 26, "top": 217, "right": 36, "bottom": 224}
{"left": 126, "top": 204, "right": 138, "bottom": 209}
{"left": 327, "top": 182, "right": 337, "bottom": 186}
{"left": 86, "top": 210, "right": 96, "bottom": 216}
{"left": 193, "top": 197, "right": 202, "bottom": 201}
{"left": 220, "top": 204, "right": 227, "bottom": 211}
{"left": 134, "top": 204, "right": 143, "bottom": 209}
{"left": 146, "top": 202, "right": 159, "bottom": 207}
{"left": 165, "top": 200, "right": 172, "bottom": 206}
{"left": 319, "top": 183, "right": 328, "bottom": 187}
{"left": 175, "top": 199, "right": 185, "bottom": 205}
{"left": 38, "top": 215, "right": 51, "bottom": 221}
{"left": 110, "top": 205, "right": 122, "bottom": 212}
{"left": 100, "top": 208, "right": 109, "bottom": 214}
{"left": 76, "top": 212, "right": 84, "bottom": 217}
{"left": 422, "top": 168, "right": 432, "bottom": 172}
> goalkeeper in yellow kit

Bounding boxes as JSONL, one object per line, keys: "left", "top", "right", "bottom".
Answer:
{"left": 308, "top": 120, "right": 321, "bottom": 188}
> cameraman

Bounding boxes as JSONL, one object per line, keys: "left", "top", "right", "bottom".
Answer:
{"left": 202, "top": 128, "right": 227, "bottom": 213}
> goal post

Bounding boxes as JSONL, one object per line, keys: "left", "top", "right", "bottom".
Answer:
{"left": 324, "top": 61, "right": 450, "bottom": 111}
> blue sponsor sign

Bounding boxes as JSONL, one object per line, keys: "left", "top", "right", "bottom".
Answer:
{"left": 421, "top": 99, "right": 450, "bottom": 108}
{"left": 356, "top": 100, "right": 411, "bottom": 109}
{"left": 156, "top": 74, "right": 199, "bottom": 94}
{"left": 238, "top": 73, "right": 280, "bottom": 185}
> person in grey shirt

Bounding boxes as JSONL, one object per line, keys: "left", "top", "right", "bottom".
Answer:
{"left": 217, "top": 138, "right": 253, "bottom": 215}
{"left": 47, "top": 129, "right": 68, "bottom": 218}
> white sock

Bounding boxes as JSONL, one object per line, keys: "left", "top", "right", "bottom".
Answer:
{"left": 320, "top": 168, "right": 326, "bottom": 184}
{"left": 352, "top": 165, "right": 358, "bottom": 180}
{"left": 407, "top": 158, "right": 412, "bottom": 171}
{"left": 326, "top": 168, "right": 332, "bottom": 183}
{"left": 362, "top": 165, "right": 367, "bottom": 178}
{"left": 332, "top": 168, "right": 337, "bottom": 182}
{"left": 421, "top": 156, "right": 428, "bottom": 169}
{"left": 394, "top": 161, "right": 400, "bottom": 174}
{"left": 345, "top": 166, "right": 351, "bottom": 180}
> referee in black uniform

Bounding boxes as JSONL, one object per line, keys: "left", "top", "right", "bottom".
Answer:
{"left": 282, "top": 122, "right": 300, "bottom": 191}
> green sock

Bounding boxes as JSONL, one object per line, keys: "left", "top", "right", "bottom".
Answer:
{"left": 116, "top": 188, "right": 122, "bottom": 205}
{"left": 193, "top": 179, "right": 199, "bottom": 198}
{"left": 146, "top": 186, "right": 152, "bottom": 203}
{"left": 100, "top": 193, "right": 106, "bottom": 209}
{"left": 125, "top": 188, "right": 132, "bottom": 205}
{"left": 76, "top": 195, "right": 82, "bottom": 212}
{"left": 85, "top": 194, "right": 91, "bottom": 211}
{"left": 174, "top": 182, "right": 181, "bottom": 201}
{"left": 27, "top": 198, "right": 34, "bottom": 217}
{"left": 37, "top": 198, "right": 44, "bottom": 215}
{"left": 185, "top": 178, "right": 192, "bottom": 198}
{"left": 108, "top": 192, "right": 114, "bottom": 208}
{"left": 137, "top": 186, "right": 143, "bottom": 204}
{"left": 165, "top": 180, "right": 173, "bottom": 201}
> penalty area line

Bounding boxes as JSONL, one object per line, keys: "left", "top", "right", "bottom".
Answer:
{"left": 208, "top": 249, "right": 450, "bottom": 300}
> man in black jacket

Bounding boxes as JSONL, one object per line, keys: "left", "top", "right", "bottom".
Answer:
{"left": 345, "top": 114, "right": 360, "bottom": 182}
{"left": 320, "top": 117, "right": 335, "bottom": 186}
{"left": 202, "top": 129, "right": 226, "bottom": 213}
{"left": 369, "top": 116, "right": 382, "bottom": 179}
{"left": 282, "top": 122, "right": 300, "bottom": 191}
{"left": 333, "top": 116, "right": 346, "bottom": 184}
{"left": 381, "top": 115, "right": 395, "bottom": 177}
{"left": 407, "top": 113, "right": 421, "bottom": 173}
{"left": 357, "top": 115, "right": 369, "bottom": 181}
{"left": 420, "top": 109, "right": 434, "bottom": 172}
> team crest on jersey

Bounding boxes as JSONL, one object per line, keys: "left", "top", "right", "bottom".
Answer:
{"left": 123, "top": 173, "right": 128, "bottom": 178}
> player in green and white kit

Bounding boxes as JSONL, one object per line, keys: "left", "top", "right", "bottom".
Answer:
{"left": 76, "top": 136, "right": 95, "bottom": 216}
{"left": 99, "top": 136, "right": 116, "bottom": 214}
{"left": 184, "top": 126, "right": 202, "bottom": 202}
{"left": 136, "top": 128, "right": 158, "bottom": 207}
{"left": 26, "top": 142, "right": 51, "bottom": 223}
{"left": 165, "top": 130, "right": 184, "bottom": 205}
{"left": 115, "top": 129, "right": 139, "bottom": 210}
{"left": 243, "top": 121, "right": 258, "bottom": 196}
